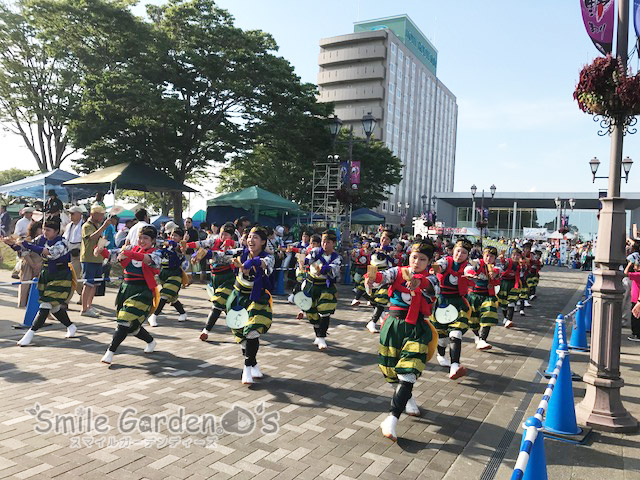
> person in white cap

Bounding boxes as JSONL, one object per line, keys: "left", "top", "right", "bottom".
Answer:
{"left": 14, "top": 207, "right": 34, "bottom": 238}
{"left": 63, "top": 206, "right": 84, "bottom": 302}
{"left": 80, "top": 204, "right": 110, "bottom": 317}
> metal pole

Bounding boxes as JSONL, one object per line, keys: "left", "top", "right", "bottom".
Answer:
{"left": 576, "top": 0, "right": 637, "bottom": 432}
{"left": 471, "top": 197, "right": 476, "bottom": 226}
{"left": 511, "top": 201, "right": 517, "bottom": 240}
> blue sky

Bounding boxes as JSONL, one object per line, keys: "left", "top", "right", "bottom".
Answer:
{"left": 3, "top": 0, "right": 640, "bottom": 198}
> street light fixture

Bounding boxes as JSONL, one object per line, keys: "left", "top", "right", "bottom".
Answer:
{"left": 470, "top": 184, "right": 477, "bottom": 197}
{"left": 490, "top": 184, "right": 496, "bottom": 197}
{"left": 589, "top": 155, "right": 633, "bottom": 183}
{"left": 361, "top": 112, "right": 377, "bottom": 139}
{"left": 569, "top": 198, "right": 576, "bottom": 210}
{"left": 328, "top": 115, "right": 343, "bottom": 138}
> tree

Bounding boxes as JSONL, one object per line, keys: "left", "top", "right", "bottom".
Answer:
{"left": 0, "top": 1, "right": 81, "bottom": 172}
{"left": 219, "top": 129, "right": 403, "bottom": 210}
{"left": 0, "top": 168, "right": 36, "bottom": 186}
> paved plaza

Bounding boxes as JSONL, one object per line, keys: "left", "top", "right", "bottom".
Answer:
{"left": 0, "top": 267, "right": 638, "bottom": 479}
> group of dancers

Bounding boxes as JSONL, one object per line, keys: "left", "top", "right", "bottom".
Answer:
{"left": 1, "top": 220, "right": 543, "bottom": 442}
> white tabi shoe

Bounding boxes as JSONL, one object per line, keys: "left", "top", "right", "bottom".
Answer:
{"left": 504, "top": 320, "right": 514, "bottom": 328}
{"left": 101, "top": 350, "right": 114, "bottom": 364}
{"left": 380, "top": 415, "right": 398, "bottom": 442}
{"left": 17, "top": 329, "right": 35, "bottom": 347}
{"left": 367, "top": 301, "right": 372, "bottom": 306}
{"left": 144, "top": 339, "right": 156, "bottom": 353}
{"left": 474, "top": 335, "right": 480, "bottom": 344}
{"left": 148, "top": 314, "right": 158, "bottom": 327}
{"left": 350, "top": 299, "right": 360, "bottom": 307}
{"left": 476, "top": 339, "right": 492, "bottom": 351}
{"left": 251, "top": 364, "right": 263, "bottom": 379}
{"left": 288, "top": 294, "right": 295, "bottom": 304}
{"left": 436, "top": 354, "right": 451, "bottom": 367}
{"left": 519, "top": 309, "right": 525, "bottom": 316}
{"left": 404, "top": 396, "right": 421, "bottom": 417}
{"left": 366, "top": 321, "right": 379, "bottom": 334}
{"left": 65, "top": 324, "right": 77, "bottom": 338}
{"left": 524, "top": 300, "right": 532, "bottom": 307}
{"left": 178, "top": 313, "right": 187, "bottom": 322}
{"left": 199, "top": 329, "right": 210, "bottom": 341}
{"left": 449, "top": 362, "right": 468, "bottom": 380}
{"left": 529, "top": 294, "right": 536, "bottom": 300}
{"left": 313, "top": 337, "right": 320, "bottom": 345}
{"left": 316, "top": 337, "right": 328, "bottom": 350}
{"left": 242, "top": 365, "right": 254, "bottom": 384}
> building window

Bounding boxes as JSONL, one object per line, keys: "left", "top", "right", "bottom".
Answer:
{"left": 390, "top": 62, "right": 395, "bottom": 73}
{"left": 391, "top": 43, "right": 397, "bottom": 54}
{"left": 387, "top": 121, "right": 392, "bottom": 133}
{"left": 390, "top": 203, "right": 395, "bottom": 213}
{"left": 382, "top": 202, "right": 388, "bottom": 212}
{"left": 389, "top": 82, "right": 394, "bottom": 94}
{"left": 388, "top": 101, "right": 393, "bottom": 113}
{"left": 398, "top": 50, "right": 403, "bottom": 61}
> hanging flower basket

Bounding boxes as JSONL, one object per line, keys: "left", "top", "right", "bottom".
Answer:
{"left": 574, "top": 55, "right": 640, "bottom": 118}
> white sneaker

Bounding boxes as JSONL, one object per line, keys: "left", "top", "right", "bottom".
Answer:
{"left": 504, "top": 320, "right": 514, "bottom": 328}
{"left": 476, "top": 339, "right": 492, "bottom": 351}
{"left": 178, "top": 313, "right": 187, "bottom": 322}
{"left": 449, "top": 363, "right": 468, "bottom": 380}
{"left": 148, "top": 314, "right": 158, "bottom": 327}
{"left": 367, "top": 301, "right": 372, "bottom": 306}
{"left": 288, "top": 294, "right": 295, "bottom": 304}
{"left": 316, "top": 337, "right": 328, "bottom": 350}
{"left": 241, "top": 366, "right": 254, "bottom": 384}
{"left": 199, "top": 329, "right": 210, "bottom": 341}
{"left": 529, "top": 294, "right": 536, "bottom": 300}
{"left": 313, "top": 337, "right": 320, "bottom": 345}
{"left": 101, "top": 350, "right": 114, "bottom": 364}
{"left": 17, "top": 329, "right": 35, "bottom": 347}
{"left": 65, "top": 324, "right": 77, "bottom": 338}
{"left": 437, "top": 354, "right": 451, "bottom": 367}
{"left": 380, "top": 415, "right": 398, "bottom": 441}
{"left": 366, "top": 321, "right": 379, "bottom": 334}
{"left": 519, "top": 309, "right": 525, "bottom": 316}
{"left": 404, "top": 396, "right": 420, "bottom": 417}
{"left": 81, "top": 309, "right": 99, "bottom": 318}
{"left": 251, "top": 364, "right": 263, "bottom": 379}
{"left": 144, "top": 339, "right": 156, "bottom": 353}
{"left": 350, "top": 299, "right": 360, "bottom": 306}
{"left": 524, "top": 300, "right": 532, "bottom": 307}
{"left": 474, "top": 335, "right": 480, "bottom": 344}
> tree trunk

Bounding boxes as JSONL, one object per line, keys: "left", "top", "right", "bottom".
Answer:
{"left": 171, "top": 191, "right": 184, "bottom": 226}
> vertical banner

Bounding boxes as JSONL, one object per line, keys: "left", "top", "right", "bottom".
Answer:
{"left": 580, "top": 0, "right": 615, "bottom": 55}
{"left": 339, "top": 162, "right": 349, "bottom": 186}
{"left": 350, "top": 161, "right": 360, "bottom": 190}
{"left": 634, "top": 0, "right": 640, "bottom": 39}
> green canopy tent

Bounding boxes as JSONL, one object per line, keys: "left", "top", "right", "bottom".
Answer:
{"left": 63, "top": 162, "right": 197, "bottom": 194}
{"left": 207, "top": 186, "right": 301, "bottom": 222}
{"left": 351, "top": 207, "right": 385, "bottom": 226}
{"left": 191, "top": 209, "right": 207, "bottom": 223}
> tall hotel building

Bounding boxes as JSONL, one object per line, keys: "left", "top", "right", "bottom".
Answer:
{"left": 317, "top": 15, "right": 458, "bottom": 225}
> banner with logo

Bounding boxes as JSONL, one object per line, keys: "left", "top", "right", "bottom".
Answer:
{"left": 580, "top": 0, "right": 614, "bottom": 55}
{"left": 523, "top": 227, "right": 549, "bottom": 240}
{"left": 350, "top": 161, "right": 360, "bottom": 189}
{"left": 339, "top": 162, "right": 349, "bottom": 186}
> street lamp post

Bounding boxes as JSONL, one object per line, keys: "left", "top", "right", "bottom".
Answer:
{"left": 470, "top": 184, "right": 496, "bottom": 244}
{"left": 575, "top": 0, "right": 638, "bottom": 433}
{"left": 327, "top": 112, "right": 377, "bottom": 248}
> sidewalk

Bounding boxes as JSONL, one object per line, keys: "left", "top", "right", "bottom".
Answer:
{"left": 0, "top": 266, "right": 636, "bottom": 479}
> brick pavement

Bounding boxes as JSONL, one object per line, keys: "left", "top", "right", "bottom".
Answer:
{"left": 0, "top": 266, "right": 633, "bottom": 479}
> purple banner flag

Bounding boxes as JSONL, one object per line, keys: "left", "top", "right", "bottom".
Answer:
{"left": 634, "top": 0, "right": 640, "bottom": 39}
{"left": 580, "top": 0, "right": 615, "bottom": 55}
{"left": 339, "top": 162, "right": 349, "bottom": 186}
{"left": 350, "top": 161, "right": 360, "bottom": 185}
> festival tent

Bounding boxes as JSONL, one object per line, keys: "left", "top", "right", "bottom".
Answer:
{"left": 0, "top": 169, "right": 96, "bottom": 202}
{"left": 207, "top": 186, "right": 301, "bottom": 223}
{"left": 151, "top": 215, "right": 172, "bottom": 227}
{"left": 64, "top": 162, "right": 197, "bottom": 193}
{"left": 548, "top": 231, "right": 564, "bottom": 239}
{"left": 191, "top": 209, "right": 206, "bottom": 223}
{"left": 351, "top": 207, "right": 385, "bottom": 225}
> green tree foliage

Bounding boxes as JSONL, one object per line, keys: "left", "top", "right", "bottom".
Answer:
{"left": 219, "top": 129, "right": 402, "bottom": 209}
{"left": 0, "top": 1, "right": 81, "bottom": 171}
{"left": 0, "top": 168, "right": 36, "bottom": 185}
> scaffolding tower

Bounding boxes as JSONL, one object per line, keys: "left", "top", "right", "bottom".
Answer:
{"left": 310, "top": 161, "right": 351, "bottom": 242}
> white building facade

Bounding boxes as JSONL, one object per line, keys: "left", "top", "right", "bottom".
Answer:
{"left": 317, "top": 15, "right": 458, "bottom": 226}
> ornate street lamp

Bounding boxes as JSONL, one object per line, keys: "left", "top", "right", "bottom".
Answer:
{"left": 328, "top": 115, "right": 342, "bottom": 139}
{"left": 623, "top": 156, "right": 634, "bottom": 182}
{"left": 361, "top": 112, "right": 377, "bottom": 141}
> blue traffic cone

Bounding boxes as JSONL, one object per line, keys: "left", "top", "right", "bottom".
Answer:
{"left": 521, "top": 417, "right": 548, "bottom": 480}
{"left": 343, "top": 263, "right": 352, "bottom": 285}
{"left": 274, "top": 269, "right": 285, "bottom": 295}
{"left": 569, "top": 302, "right": 589, "bottom": 351}
{"left": 584, "top": 295, "right": 593, "bottom": 333}
{"left": 544, "top": 315, "right": 565, "bottom": 376}
{"left": 544, "top": 344, "right": 581, "bottom": 436}
{"left": 22, "top": 278, "right": 39, "bottom": 328}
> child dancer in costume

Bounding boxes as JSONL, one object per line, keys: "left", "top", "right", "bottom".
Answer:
{"left": 393, "top": 242, "right": 407, "bottom": 267}
{"left": 430, "top": 239, "right": 472, "bottom": 380}
{"left": 285, "top": 230, "right": 310, "bottom": 293}
{"left": 527, "top": 250, "right": 543, "bottom": 300}
{"left": 365, "top": 237, "right": 396, "bottom": 333}
{"left": 289, "top": 234, "right": 320, "bottom": 320}
{"left": 464, "top": 246, "right": 502, "bottom": 351}
{"left": 350, "top": 240, "right": 371, "bottom": 306}
{"left": 305, "top": 230, "right": 341, "bottom": 350}
{"left": 5, "top": 218, "right": 77, "bottom": 346}
{"left": 228, "top": 226, "right": 274, "bottom": 384}
{"left": 365, "top": 241, "right": 439, "bottom": 441}
{"left": 100, "top": 226, "right": 162, "bottom": 364}
{"left": 497, "top": 248, "right": 522, "bottom": 328}
{"left": 185, "top": 222, "right": 238, "bottom": 341}
{"left": 521, "top": 242, "right": 533, "bottom": 309}
{"left": 148, "top": 228, "right": 189, "bottom": 327}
